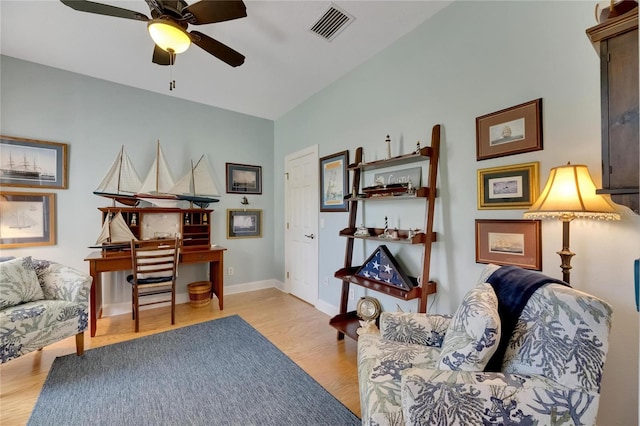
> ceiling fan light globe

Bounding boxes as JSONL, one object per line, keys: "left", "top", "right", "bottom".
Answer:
{"left": 148, "top": 20, "right": 191, "bottom": 54}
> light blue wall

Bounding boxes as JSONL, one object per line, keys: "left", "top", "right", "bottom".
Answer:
{"left": 0, "top": 55, "right": 275, "bottom": 301}
{"left": 274, "top": 2, "right": 639, "bottom": 424}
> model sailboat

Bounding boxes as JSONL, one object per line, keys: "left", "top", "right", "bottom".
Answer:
{"left": 92, "top": 211, "right": 137, "bottom": 249}
{"left": 136, "top": 141, "right": 180, "bottom": 207}
{"left": 94, "top": 146, "right": 142, "bottom": 206}
{"left": 170, "top": 155, "right": 221, "bottom": 208}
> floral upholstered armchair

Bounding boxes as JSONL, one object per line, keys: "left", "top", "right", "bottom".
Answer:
{"left": 0, "top": 257, "right": 91, "bottom": 363}
{"left": 357, "top": 264, "right": 613, "bottom": 426}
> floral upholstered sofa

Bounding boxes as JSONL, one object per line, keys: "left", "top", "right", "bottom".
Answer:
{"left": 0, "top": 256, "right": 91, "bottom": 363}
{"left": 357, "top": 264, "right": 613, "bottom": 426}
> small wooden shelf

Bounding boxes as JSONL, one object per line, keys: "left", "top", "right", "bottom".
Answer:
{"left": 334, "top": 267, "right": 436, "bottom": 300}
{"left": 329, "top": 311, "right": 361, "bottom": 341}
{"left": 349, "top": 146, "right": 433, "bottom": 171}
{"left": 339, "top": 227, "right": 436, "bottom": 244}
{"left": 347, "top": 187, "right": 431, "bottom": 201}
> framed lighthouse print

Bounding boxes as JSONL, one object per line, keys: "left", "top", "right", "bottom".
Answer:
{"left": 320, "top": 150, "right": 349, "bottom": 212}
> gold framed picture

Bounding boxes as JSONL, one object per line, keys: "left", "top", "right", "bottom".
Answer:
{"left": 0, "top": 135, "right": 68, "bottom": 189}
{"left": 0, "top": 191, "right": 56, "bottom": 248}
{"left": 477, "top": 162, "right": 539, "bottom": 209}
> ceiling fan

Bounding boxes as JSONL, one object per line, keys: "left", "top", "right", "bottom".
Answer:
{"left": 60, "top": 0, "right": 247, "bottom": 67}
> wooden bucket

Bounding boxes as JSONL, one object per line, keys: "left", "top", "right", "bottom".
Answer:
{"left": 187, "top": 281, "right": 212, "bottom": 308}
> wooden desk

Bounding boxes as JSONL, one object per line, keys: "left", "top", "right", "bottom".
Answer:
{"left": 84, "top": 247, "right": 226, "bottom": 337}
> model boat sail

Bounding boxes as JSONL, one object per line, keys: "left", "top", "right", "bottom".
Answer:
{"left": 136, "top": 141, "right": 180, "bottom": 208}
{"left": 94, "top": 146, "right": 142, "bottom": 206}
{"left": 93, "top": 211, "right": 137, "bottom": 249}
{"left": 170, "top": 155, "right": 221, "bottom": 208}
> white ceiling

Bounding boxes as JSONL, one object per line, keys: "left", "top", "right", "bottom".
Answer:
{"left": 1, "top": 0, "right": 451, "bottom": 120}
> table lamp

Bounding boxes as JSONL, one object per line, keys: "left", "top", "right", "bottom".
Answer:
{"left": 523, "top": 162, "right": 620, "bottom": 283}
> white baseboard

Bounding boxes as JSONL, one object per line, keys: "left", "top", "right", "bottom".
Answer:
{"left": 102, "top": 279, "right": 286, "bottom": 317}
{"left": 315, "top": 298, "right": 339, "bottom": 317}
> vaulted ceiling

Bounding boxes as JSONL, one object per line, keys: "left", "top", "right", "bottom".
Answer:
{"left": 1, "top": 1, "right": 452, "bottom": 120}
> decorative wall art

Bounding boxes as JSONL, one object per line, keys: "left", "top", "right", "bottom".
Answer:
{"left": 226, "top": 163, "right": 262, "bottom": 194}
{"left": 320, "top": 150, "right": 349, "bottom": 212}
{"left": 227, "top": 209, "right": 262, "bottom": 239}
{"left": 475, "top": 219, "right": 541, "bottom": 270}
{"left": 477, "top": 162, "right": 539, "bottom": 209}
{"left": 0, "top": 135, "right": 68, "bottom": 189}
{"left": 476, "top": 98, "right": 543, "bottom": 160}
{"left": 0, "top": 191, "right": 56, "bottom": 248}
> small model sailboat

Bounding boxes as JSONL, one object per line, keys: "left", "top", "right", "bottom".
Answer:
{"left": 170, "top": 155, "right": 220, "bottom": 209}
{"left": 170, "top": 155, "right": 221, "bottom": 208}
{"left": 92, "top": 211, "right": 137, "bottom": 249}
{"left": 136, "top": 141, "right": 180, "bottom": 208}
{"left": 94, "top": 146, "right": 142, "bottom": 206}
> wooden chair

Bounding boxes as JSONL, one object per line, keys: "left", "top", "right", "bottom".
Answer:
{"left": 127, "top": 237, "right": 179, "bottom": 332}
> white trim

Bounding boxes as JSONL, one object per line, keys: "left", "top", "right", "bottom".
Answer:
{"left": 315, "top": 298, "right": 339, "bottom": 317}
{"left": 101, "top": 279, "right": 286, "bottom": 317}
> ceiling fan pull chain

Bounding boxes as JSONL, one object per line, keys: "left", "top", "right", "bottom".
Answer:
{"left": 169, "top": 54, "right": 176, "bottom": 91}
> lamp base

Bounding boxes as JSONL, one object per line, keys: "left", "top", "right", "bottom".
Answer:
{"left": 557, "top": 248, "right": 575, "bottom": 284}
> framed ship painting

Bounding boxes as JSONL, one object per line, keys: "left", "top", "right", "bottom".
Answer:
{"left": 0, "top": 191, "right": 56, "bottom": 248}
{"left": 0, "top": 136, "right": 68, "bottom": 189}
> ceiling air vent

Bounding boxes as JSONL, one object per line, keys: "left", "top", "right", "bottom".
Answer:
{"left": 309, "top": 4, "right": 354, "bottom": 42}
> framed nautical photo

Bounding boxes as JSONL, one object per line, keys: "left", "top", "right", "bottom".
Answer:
{"left": 475, "top": 219, "right": 541, "bottom": 270}
{"left": 476, "top": 99, "right": 543, "bottom": 160}
{"left": 0, "top": 136, "right": 68, "bottom": 189}
{"left": 477, "top": 162, "right": 539, "bottom": 209}
{"left": 320, "top": 150, "right": 349, "bottom": 212}
{"left": 0, "top": 191, "right": 56, "bottom": 248}
{"left": 227, "top": 209, "right": 262, "bottom": 239}
{"left": 226, "top": 163, "right": 262, "bottom": 194}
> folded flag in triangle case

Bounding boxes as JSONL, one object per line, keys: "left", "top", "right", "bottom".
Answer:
{"left": 355, "top": 245, "right": 416, "bottom": 290}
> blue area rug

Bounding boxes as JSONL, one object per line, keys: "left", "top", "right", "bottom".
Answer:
{"left": 28, "top": 315, "right": 359, "bottom": 425}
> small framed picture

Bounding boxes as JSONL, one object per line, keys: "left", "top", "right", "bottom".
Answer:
{"left": 476, "top": 99, "right": 543, "bottom": 161}
{"left": 226, "top": 163, "right": 262, "bottom": 194}
{"left": 0, "top": 191, "right": 56, "bottom": 248}
{"left": 320, "top": 150, "right": 349, "bottom": 212}
{"left": 227, "top": 209, "right": 262, "bottom": 239}
{"left": 0, "top": 135, "right": 68, "bottom": 189}
{"left": 475, "top": 219, "right": 541, "bottom": 270}
{"left": 477, "top": 162, "right": 539, "bottom": 209}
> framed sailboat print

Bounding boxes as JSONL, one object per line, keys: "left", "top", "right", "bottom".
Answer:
{"left": 0, "top": 191, "right": 56, "bottom": 248}
{"left": 0, "top": 136, "right": 68, "bottom": 189}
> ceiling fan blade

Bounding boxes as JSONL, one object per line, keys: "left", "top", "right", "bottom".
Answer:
{"left": 184, "top": 0, "right": 247, "bottom": 25}
{"left": 190, "top": 31, "right": 245, "bottom": 67}
{"left": 152, "top": 45, "right": 176, "bottom": 66}
{"left": 144, "top": 0, "right": 164, "bottom": 16}
{"left": 60, "top": 0, "right": 149, "bottom": 21}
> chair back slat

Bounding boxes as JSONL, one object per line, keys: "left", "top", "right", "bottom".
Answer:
{"left": 130, "top": 238, "right": 179, "bottom": 282}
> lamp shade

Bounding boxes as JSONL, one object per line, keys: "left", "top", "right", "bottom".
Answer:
{"left": 148, "top": 19, "right": 191, "bottom": 54}
{"left": 524, "top": 163, "right": 620, "bottom": 220}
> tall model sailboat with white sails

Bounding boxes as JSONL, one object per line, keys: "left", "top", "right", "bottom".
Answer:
{"left": 136, "top": 141, "right": 180, "bottom": 207}
{"left": 93, "top": 146, "right": 141, "bottom": 206}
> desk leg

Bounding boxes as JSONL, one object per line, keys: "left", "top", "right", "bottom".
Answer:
{"left": 89, "top": 263, "right": 102, "bottom": 338}
{"left": 209, "top": 258, "right": 223, "bottom": 310}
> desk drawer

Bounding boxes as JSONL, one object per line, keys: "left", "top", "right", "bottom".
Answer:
{"left": 181, "top": 251, "right": 221, "bottom": 263}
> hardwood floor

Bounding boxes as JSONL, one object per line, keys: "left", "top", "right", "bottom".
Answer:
{"left": 0, "top": 288, "right": 360, "bottom": 425}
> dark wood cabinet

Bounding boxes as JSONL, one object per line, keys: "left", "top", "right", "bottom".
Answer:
{"left": 587, "top": 8, "right": 639, "bottom": 213}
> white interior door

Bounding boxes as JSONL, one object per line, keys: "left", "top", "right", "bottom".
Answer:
{"left": 284, "top": 145, "right": 319, "bottom": 305}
